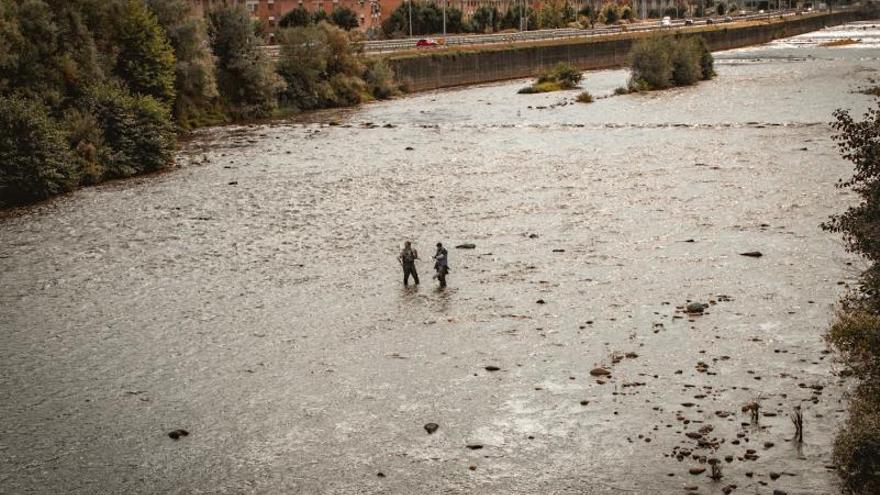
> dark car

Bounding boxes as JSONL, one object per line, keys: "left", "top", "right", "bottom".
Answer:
{"left": 684, "top": 19, "right": 694, "bottom": 25}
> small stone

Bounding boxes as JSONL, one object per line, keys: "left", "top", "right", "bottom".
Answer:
{"left": 484, "top": 365, "right": 500, "bottom": 372}
{"left": 740, "top": 251, "right": 763, "bottom": 258}
{"left": 469, "top": 465, "right": 477, "bottom": 471}
{"left": 455, "top": 243, "right": 476, "bottom": 249}
{"left": 590, "top": 367, "right": 611, "bottom": 377}
{"left": 405, "top": 146, "right": 414, "bottom": 151}
{"left": 167, "top": 429, "right": 189, "bottom": 440}
{"left": 772, "top": 490, "right": 787, "bottom": 495}
{"left": 689, "top": 467, "right": 706, "bottom": 475}
{"left": 377, "top": 472, "right": 386, "bottom": 478}
{"left": 580, "top": 400, "right": 590, "bottom": 406}
{"left": 536, "top": 299, "right": 546, "bottom": 304}
{"left": 769, "top": 472, "right": 781, "bottom": 480}
{"left": 466, "top": 444, "right": 483, "bottom": 450}
{"left": 424, "top": 423, "right": 439, "bottom": 434}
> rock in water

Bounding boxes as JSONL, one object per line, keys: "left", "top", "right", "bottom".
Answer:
{"left": 424, "top": 423, "right": 439, "bottom": 434}
{"left": 686, "top": 302, "right": 708, "bottom": 313}
{"left": 456, "top": 243, "right": 476, "bottom": 249}
{"left": 484, "top": 365, "right": 500, "bottom": 372}
{"left": 590, "top": 367, "right": 611, "bottom": 377}
{"left": 168, "top": 429, "right": 189, "bottom": 440}
{"left": 740, "top": 251, "right": 763, "bottom": 257}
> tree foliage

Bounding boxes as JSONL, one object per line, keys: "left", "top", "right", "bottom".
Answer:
{"left": 628, "top": 35, "right": 714, "bottom": 90}
{"left": 208, "top": 5, "right": 284, "bottom": 119}
{"left": 0, "top": 95, "right": 76, "bottom": 206}
{"left": 146, "top": 0, "right": 219, "bottom": 128}
{"left": 113, "top": 0, "right": 176, "bottom": 105}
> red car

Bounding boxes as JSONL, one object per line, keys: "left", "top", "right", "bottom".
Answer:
{"left": 416, "top": 38, "right": 438, "bottom": 47}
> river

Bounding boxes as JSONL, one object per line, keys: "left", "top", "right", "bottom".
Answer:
{"left": 2, "top": 22, "right": 879, "bottom": 494}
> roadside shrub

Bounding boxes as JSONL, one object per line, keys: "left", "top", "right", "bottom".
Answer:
{"left": 614, "top": 86, "right": 630, "bottom": 95}
{"left": 86, "top": 83, "right": 176, "bottom": 178}
{"left": 620, "top": 6, "right": 635, "bottom": 21}
{"left": 0, "top": 96, "right": 76, "bottom": 207}
{"left": 576, "top": 90, "right": 593, "bottom": 103}
{"left": 601, "top": 3, "right": 619, "bottom": 24}
{"left": 717, "top": 3, "right": 727, "bottom": 16}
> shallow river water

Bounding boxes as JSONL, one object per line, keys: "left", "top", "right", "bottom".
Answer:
{"left": 3, "top": 22, "right": 880, "bottom": 495}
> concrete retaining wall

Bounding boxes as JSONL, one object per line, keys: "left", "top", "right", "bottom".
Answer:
{"left": 389, "top": 11, "right": 863, "bottom": 92}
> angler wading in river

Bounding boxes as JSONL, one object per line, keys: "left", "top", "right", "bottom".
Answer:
{"left": 433, "top": 242, "right": 449, "bottom": 288}
{"left": 399, "top": 241, "right": 419, "bottom": 286}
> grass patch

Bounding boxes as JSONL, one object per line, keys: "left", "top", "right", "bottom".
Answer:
{"left": 518, "top": 63, "right": 582, "bottom": 94}
{"left": 822, "top": 38, "right": 861, "bottom": 47}
{"left": 575, "top": 91, "right": 594, "bottom": 103}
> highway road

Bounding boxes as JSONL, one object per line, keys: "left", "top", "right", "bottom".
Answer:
{"left": 358, "top": 9, "right": 827, "bottom": 53}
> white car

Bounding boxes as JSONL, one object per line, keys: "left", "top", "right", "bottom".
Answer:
{"left": 661, "top": 16, "right": 672, "bottom": 27}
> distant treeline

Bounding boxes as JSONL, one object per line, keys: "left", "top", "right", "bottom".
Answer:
{"left": 0, "top": 0, "right": 395, "bottom": 208}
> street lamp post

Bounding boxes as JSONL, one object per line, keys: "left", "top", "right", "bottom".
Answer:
{"left": 443, "top": 0, "right": 447, "bottom": 36}
{"left": 408, "top": 0, "right": 412, "bottom": 37}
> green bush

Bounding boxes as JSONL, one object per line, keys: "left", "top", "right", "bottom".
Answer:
{"left": 519, "top": 63, "right": 582, "bottom": 94}
{"left": 671, "top": 38, "right": 702, "bottom": 86}
{"left": 62, "top": 107, "right": 107, "bottom": 185}
{"left": 833, "top": 382, "right": 880, "bottom": 494}
{"left": 576, "top": 90, "right": 593, "bottom": 103}
{"left": 695, "top": 36, "right": 715, "bottom": 80}
{"left": 629, "top": 35, "right": 674, "bottom": 90}
{"left": 828, "top": 311, "right": 880, "bottom": 379}
{"left": 86, "top": 83, "right": 176, "bottom": 178}
{"left": 0, "top": 96, "right": 76, "bottom": 207}
{"left": 629, "top": 35, "right": 714, "bottom": 91}
{"left": 364, "top": 58, "right": 398, "bottom": 100}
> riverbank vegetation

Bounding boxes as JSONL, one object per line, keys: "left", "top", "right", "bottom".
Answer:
{"left": 518, "top": 63, "right": 582, "bottom": 94}
{"left": 626, "top": 35, "right": 715, "bottom": 91}
{"left": 0, "top": 0, "right": 396, "bottom": 208}
{"left": 824, "top": 102, "right": 880, "bottom": 495}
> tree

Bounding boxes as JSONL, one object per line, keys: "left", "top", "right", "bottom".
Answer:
{"left": 277, "top": 23, "right": 366, "bottom": 111}
{"left": 331, "top": 7, "right": 359, "bottom": 30}
{"left": 0, "top": 95, "right": 76, "bottom": 206}
{"left": 717, "top": 2, "right": 727, "bottom": 15}
{"left": 146, "top": 0, "right": 219, "bottom": 128}
{"left": 208, "top": 5, "right": 284, "bottom": 118}
{"left": 113, "top": 0, "right": 176, "bottom": 106}
{"left": 279, "top": 5, "right": 312, "bottom": 28}
{"left": 472, "top": 5, "right": 500, "bottom": 33}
